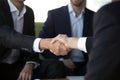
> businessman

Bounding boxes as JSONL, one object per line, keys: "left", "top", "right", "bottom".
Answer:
{"left": 51, "top": 0, "right": 120, "bottom": 80}
{"left": 0, "top": 25, "right": 69, "bottom": 55}
{"left": 0, "top": 0, "right": 66, "bottom": 79}
{"left": 0, "top": 0, "right": 41, "bottom": 79}
{"left": 39, "top": 0, "right": 94, "bottom": 76}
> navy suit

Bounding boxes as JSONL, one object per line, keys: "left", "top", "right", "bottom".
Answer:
{"left": 39, "top": 5, "right": 94, "bottom": 75}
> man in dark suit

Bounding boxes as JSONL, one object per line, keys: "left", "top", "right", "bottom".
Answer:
{"left": 0, "top": 0, "right": 66, "bottom": 79}
{"left": 0, "top": 0, "right": 40, "bottom": 80}
{"left": 39, "top": 0, "right": 94, "bottom": 76}
{"left": 85, "top": 0, "right": 120, "bottom": 80}
{"left": 51, "top": 0, "right": 120, "bottom": 80}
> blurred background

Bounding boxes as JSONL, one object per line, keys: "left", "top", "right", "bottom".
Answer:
{"left": 25, "top": 0, "right": 111, "bottom": 22}
{"left": 24, "top": 0, "right": 111, "bottom": 36}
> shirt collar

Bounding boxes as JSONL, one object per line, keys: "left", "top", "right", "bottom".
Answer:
{"left": 68, "top": 3, "right": 85, "bottom": 17}
{"left": 8, "top": 0, "right": 26, "bottom": 16}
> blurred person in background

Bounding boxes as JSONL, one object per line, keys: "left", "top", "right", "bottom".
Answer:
{"left": 39, "top": 0, "right": 94, "bottom": 76}
{"left": 0, "top": 0, "right": 66, "bottom": 80}
{"left": 51, "top": 0, "right": 120, "bottom": 80}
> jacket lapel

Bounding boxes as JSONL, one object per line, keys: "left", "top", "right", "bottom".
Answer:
{"left": 1, "top": 0, "right": 14, "bottom": 28}
{"left": 63, "top": 6, "right": 72, "bottom": 37}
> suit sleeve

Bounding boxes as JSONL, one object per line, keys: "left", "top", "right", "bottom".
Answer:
{"left": 85, "top": 4, "right": 120, "bottom": 80}
{"left": 21, "top": 6, "right": 41, "bottom": 63}
{"left": 86, "top": 37, "right": 93, "bottom": 53}
{"left": 0, "top": 25, "right": 35, "bottom": 52}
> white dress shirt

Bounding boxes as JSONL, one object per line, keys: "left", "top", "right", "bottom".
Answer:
{"left": 78, "top": 37, "right": 87, "bottom": 53}
{"left": 32, "top": 5, "right": 88, "bottom": 55}
{"left": 33, "top": 38, "right": 44, "bottom": 53}
{"left": 68, "top": 3, "right": 85, "bottom": 62}
{"left": 8, "top": 0, "right": 39, "bottom": 68}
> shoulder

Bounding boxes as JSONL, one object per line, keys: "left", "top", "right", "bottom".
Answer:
{"left": 94, "top": 2, "right": 120, "bottom": 25}
{"left": 25, "top": 5, "right": 34, "bottom": 16}
{"left": 85, "top": 8, "right": 95, "bottom": 14}
{"left": 96, "top": 2, "right": 120, "bottom": 17}
{"left": 0, "top": 0, "right": 9, "bottom": 12}
{"left": 85, "top": 8, "right": 95, "bottom": 17}
{"left": 25, "top": 5, "right": 34, "bottom": 12}
{"left": 48, "top": 5, "right": 68, "bottom": 14}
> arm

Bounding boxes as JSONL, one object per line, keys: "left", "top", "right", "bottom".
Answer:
{"left": 0, "top": 25, "right": 70, "bottom": 55}
{"left": 0, "top": 25, "right": 35, "bottom": 51}
{"left": 51, "top": 34, "right": 93, "bottom": 55}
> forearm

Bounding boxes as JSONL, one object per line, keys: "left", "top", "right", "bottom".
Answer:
{"left": 68, "top": 37, "right": 87, "bottom": 53}
{"left": 68, "top": 38, "right": 79, "bottom": 49}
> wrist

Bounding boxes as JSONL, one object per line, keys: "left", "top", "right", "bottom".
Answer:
{"left": 68, "top": 38, "right": 78, "bottom": 49}
{"left": 39, "top": 38, "right": 51, "bottom": 50}
{"left": 25, "top": 63, "right": 34, "bottom": 69}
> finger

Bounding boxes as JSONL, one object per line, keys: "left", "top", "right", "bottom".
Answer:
{"left": 51, "top": 34, "right": 61, "bottom": 43}
{"left": 17, "top": 75, "right": 22, "bottom": 80}
{"left": 18, "top": 72, "right": 25, "bottom": 80}
{"left": 51, "top": 38, "right": 57, "bottom": 44}
{"left": 25, "top": 74, "right": 28, "bottom": 80}
{"left": 28, "top": 74, "right": 32, "bottom": 80}
{"left": 51, "top": 34, "right": 66, "bottom": 44}
{"left": 22, "top": 74, "right": 26, "bottom": 80}
{"left": 50, "top": 49, "right": 54, "bottom": 53}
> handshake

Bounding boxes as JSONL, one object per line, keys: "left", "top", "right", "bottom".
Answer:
{"left": 39, "top": 34, "right": 79, "bottom": 56}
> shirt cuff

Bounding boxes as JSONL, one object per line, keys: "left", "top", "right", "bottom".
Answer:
{"left": 33, "top": 38, "right": 44, "bottom": 53}
{"left": 78, "top": 37, "right": 87, "bottom": 53}
{"left": 59, "top": 58, "right": 64, "bottom": 61}
{"left": 26, "top": 61, "right": 40, "bottom": 69}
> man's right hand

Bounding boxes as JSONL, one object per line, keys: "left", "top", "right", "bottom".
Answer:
{"left": 63, "top": 59, "right": 76, "bottom": 70}
{"left": 39, "top": 38, "right": 71, "bottom": 55}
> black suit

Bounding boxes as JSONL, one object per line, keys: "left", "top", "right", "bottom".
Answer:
{"left": 0, "top": 1, "right": 35, "bottom": 52}
{"left": 85, "top": 2, "right": 120, "bottom": 80}
{"left": 0, "top": 25, "right": 35, "bottom": 52}
{"left": 0, "top": 0, "right": 66, "bottom": 79}
{"left": 39, "top": 5, "right": 94, "bottom": 76}
{"left": 0, "top": 0, "right": 40, "bottom": 79}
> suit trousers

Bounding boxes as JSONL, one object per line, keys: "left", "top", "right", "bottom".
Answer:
{"left": 0, "top": 61, "right": 25, "bottom": 80}
{"left": 64, "top": 61, "right": 86, "bottom": 76}
{"left": 0, "top": 59, "right": 66, "bottom": 80}
{"left": 35, "top": 59, "right": 66, "bottom": 79}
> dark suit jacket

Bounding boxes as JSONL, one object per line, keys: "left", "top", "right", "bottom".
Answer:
{"left": 0, "top": 0, "right": 39, "bottom": 63}
{"left": 85, "top": 2, "right": 120, "bottom": 80}
{"left": 39, "top": 5, "right": 94, "bottom": 61}
{"left": 0, "top": 25, "right": 35, "bottom": 51}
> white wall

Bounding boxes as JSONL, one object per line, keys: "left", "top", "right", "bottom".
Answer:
{"left": 25, "top": 0, "right": 112, "bottom": 22}
{"left": 87, "top": 0, "right": 112, "bottom": 12}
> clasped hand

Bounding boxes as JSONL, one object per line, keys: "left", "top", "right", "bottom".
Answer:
{"left": 49, "top": 34, "right": 71, "bottom": 55}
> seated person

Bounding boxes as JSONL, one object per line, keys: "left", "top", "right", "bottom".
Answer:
{"left": 0, "top": 0, "right": 66, "bottom": 79}
{"left": 39, "top": 0, "right": 94, "bottom": 76}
